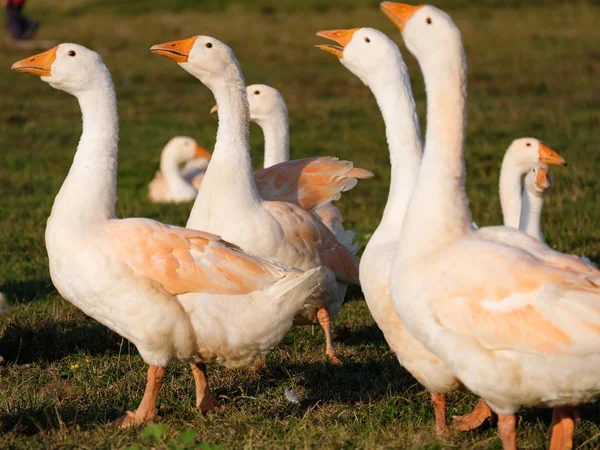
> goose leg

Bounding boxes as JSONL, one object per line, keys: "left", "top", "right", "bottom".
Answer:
{"left": 549, "top": 407, "right": 577, "bottom": 450}
{"left": 497, "top": 414, "right": 517, "bottom": 450}
{"left": 190, "top": 362, "right": 220, "bottom": 414}
{"left": 451, "top": 398, "right": 493, "bottom": 431}
{"left": 113, "top": 365, "right": 165, "bottom": 428}
{"left": 317, "top": 307, "right": 341, "bottom": 364}
{"left": 431, "top": 392, "right": 448, "bottom": 435}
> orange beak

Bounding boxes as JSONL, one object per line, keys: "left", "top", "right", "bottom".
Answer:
{"left": 210, "top": 104, "right": 218, "bottom": 114}
{"left": 535, "top": 166, "right": 552, "bottom": 191}
{"left": 150, "top": 36, "right": 198, "bottom": 63}
{"left": 315, "top": 29, "right": 359, "bottom": 58}
{"left": 195, "top": 144, "right": 211, "bottom": 160}
{"left": 538, "top": 143, "right": 566, "bottom": 167}
{"left": 380, "top": 2, "right": 423, "bottom": 31}
{"left": 11, "top": 46, "right": 58, "bottom": 76}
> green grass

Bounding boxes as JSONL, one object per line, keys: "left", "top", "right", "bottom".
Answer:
{"left": 1, "top": 0, "right": 600, "bottom": 448}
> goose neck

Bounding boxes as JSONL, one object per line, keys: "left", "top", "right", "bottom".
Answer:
{"left": 368, "top": 66, "right": 423, "bottom": 234}
{"left": 519, "top": 189, "right": 545, "bottom": 242}
{"left": 499, "top": 154, "right": 524, "bottom": 229}
{"left": 398, "top": 49, "right": 472, "bottom": 260}
{"left": 187, "top": 74, "right": 261, "bottom": 228}
{"left": 259, "top": 110, "right": 290, "bottom": 168}
{"left": 51, "top": 75, "right": 119, "bottom": 224}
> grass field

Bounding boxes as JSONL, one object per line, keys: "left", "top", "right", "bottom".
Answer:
{"left": 1, "top": 0, "right": 599, "bottom": 448}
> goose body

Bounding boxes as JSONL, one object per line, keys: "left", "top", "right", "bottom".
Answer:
{"left": 317, "top": 26, "right": 469, "bottom": 434}
{"left": 12, "top": 43, "right": 323, "bottom": 424}
{"left": 245, "top": 83, "right": 361, "bottom": 254}
{"left": 151, "top": 36, "right": 361, "bottom": 363}
{"left": 382, "top": 4, "right": 600, "bottom": 449}
{"left": 147, "top": 136, "right": 211, "bottom": 203}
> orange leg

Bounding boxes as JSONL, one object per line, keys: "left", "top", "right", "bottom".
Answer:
{"left": 113, "top": 365, "right": 165, "bottom": 429}
{"left": 316, "top": 308, "right": 340, "bottom": 364}
{"left": 190, "top": 362, "right": 220, "bottom": 415}
{"left": 451, "top": 398, "right": 493, "bottom": 431}
{"left": 549, "top": 407, "right": 577, "bottom": 450}
{"left": 497, "top": 414, "right": 517, "bottom": 450}
{"left": 431, "top": 392, "right": 448, "bottom": 435}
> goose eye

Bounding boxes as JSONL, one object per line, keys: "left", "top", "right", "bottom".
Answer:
{"left": 364, "top": 37, "right": 370, "bottom": 43}
{"left": 254, "top": 90, "right": 260, "bottom": 95}
{"left": 68, "top": 50, "right": 76, "bottom": 57}
{"left": 526, "top": 143, "right": 532, "bottom": 147}
{"left": 205, "top": 42, "right": 213, "bottom": 48}
{"left": 426, "top": 17, "right": 432, "bottom": 24}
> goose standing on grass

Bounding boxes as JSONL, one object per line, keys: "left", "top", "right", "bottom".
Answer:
{"left": 381, "top": 3, "right": 600, "bottom": 449}
{"left": 11, "top": 44, "right": 324, "bottom": 425}
{"left": 499, "top": 137, "right": 564, "bottom": 229}
{"left": 520, "top": 165, "right": 552, "bottom": 242}
{"left": 317, "top": 26, "right": 492, "bottom": 434}
{"left": 151, "top": 36, "right": 362, "bottom": 364}
{"left": 215, "top": 83, "right": 363, "bottom": 253}
{"left": 147, "top": 136, "right": 211, "bottom": 203}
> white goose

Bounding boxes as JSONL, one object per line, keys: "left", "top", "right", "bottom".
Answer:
{"left": 147, "top": 136, "right": 211, "bottom": 203}
{"left": 499, "top": 137, "right": 564, "bottom": 229}
{"left": 316, "top": 26, "right": 490, "bottom": 434}
{"left": 242, "top": 83, "right": 361, "bottom": 253}
{"left": 382, "top": 4, "right": 600, "bottom": 449}
{"left": 520, "top": 165, "right": 552, "bottom": 242}
{"left": 151, "top": 36, "right": 361, "bottom": 364}
{"left": 11, "top": 44, "right": 324, "bottom": 425}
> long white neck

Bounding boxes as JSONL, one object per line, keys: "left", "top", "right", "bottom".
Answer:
{"left": 499, "top": 154, "right": 524, "bottom": 229}
{"left": 367, "top": 64, "right": 423, "bottom": 242}
{"left": 519, "top": 188, "right": 545, "bottom": 242}
{"left": 50, "top": 74, "right": 119, "bottom": 225}
{"left": 399, "top": 48, "right": 472, "bottom": 261}
{"left": 160, "top": 148, "right": 193, "bottom": 192}
{"left": 257, "top": 108, "right": 289, "bottom": 168}
{"left": 187, "top": 74, "right": 262, "bottom": 228}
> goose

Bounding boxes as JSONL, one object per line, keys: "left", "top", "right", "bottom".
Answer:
{"left": 381, "top": 4, "right": 600, "bottom": 449}
{"left": 147, "top": 136, "right": 211, "bottom": 203}
{"left": 520, "top": 165, "right": 552, "bottom": 242}
{"left": 316, "top": 26, "right": 491, "bottom": 434}
{"left": 215, "top": 83, "right": 362, "bottom": 254}
{"left": 499, "top": 137, "right": 564, "bottom": 229}
{"left": 11, "top": 44, "right": 324, "bottom": 426}
{"left": 151, "top": 36, "right": 361, "bottom": 364}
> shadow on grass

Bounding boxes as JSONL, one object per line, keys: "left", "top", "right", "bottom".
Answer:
{"left": 0, "top": 278, "right": 55, "bottom": 305}
{"left": 0, "top": 403, "right": 122, "bottom": 437}
{"left": 335, "top": 323, "right": 386, "bottom": 346}
{"left": 0, "top": 320, "right": 122, "bottom": 365}
{"left": 294, "top": 358, "right": 414, "bottom": 404}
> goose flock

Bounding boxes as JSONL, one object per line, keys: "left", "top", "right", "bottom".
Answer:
{"left": 9, "top": 2, "right": 600, "bottom": 449}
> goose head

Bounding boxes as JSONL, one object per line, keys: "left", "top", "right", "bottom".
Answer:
{"left": 12, "top": 43, "right": 109, "bottom": 95}
{"left": 163, "top": 136, "right": 211, "bottom": 164}
{"left": 525, "top": 165, "right": 553, "bottom": 197}
{"left": 245, "top": 84, "right": 288, "bottom": 124}
{"left": 380, "top": 3, "right": 462, "bottom": 70}
{"left": 505, "top": 138, "right": 566, "bottom": 173}
{"left": 316, "top": 27, "right": 404, "bottom": 87}
{"left": 210, "top": 84, "right": 287, "bottom": 125}
{"left": 151, "top": 36, "right": 242, "bottom": 89}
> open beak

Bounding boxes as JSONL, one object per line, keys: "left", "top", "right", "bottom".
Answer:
{"left": 538, "top": 143, "right": 566, "bottom": 167}
{"left": 11, "top": 46, "right": 58, "bottom": 76}
{"left": 150, "top": 36, "right": 198, "bottom": 63}
{"left": 315, "top": 29, "right": 359, "bottom": 58}
{"left": 380, "top": 2, "right": 423, "bottom": 31}
{"left": 195, "top": 144, "right": 211, "bottom": 160}
{"left": 535, "top": 166, "right": 552, "bottom": 191}
{"left": 210, "top": 104, "right": 218, "bottom": 114}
